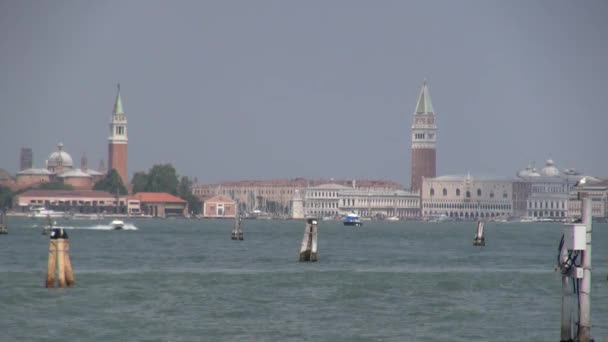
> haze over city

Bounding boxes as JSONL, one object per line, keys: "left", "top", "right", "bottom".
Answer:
{"left": 1, "top": 0, "right": 607, "bottom": 184}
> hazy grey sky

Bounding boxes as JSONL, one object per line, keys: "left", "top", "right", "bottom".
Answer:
{"left": 1, "top": 0, "right": 607, "bottom": 186}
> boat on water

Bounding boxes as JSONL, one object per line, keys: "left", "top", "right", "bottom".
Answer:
{"left": 30, "top": 206, "right": 66, "bottom": 218}
{"left": 473, "top": 221, "right": 485, "bottom": 246}
{"left": 385, "top": 216, "right": 399, "bottom": 221}
{"left": 427, "top": 213, "right": 449, "bottom": 223}
{"left": 110, "top": 220, "right": 125, "bottom": 230}
{"left": 343, "top": 212, "right": 363, "bottom": 226}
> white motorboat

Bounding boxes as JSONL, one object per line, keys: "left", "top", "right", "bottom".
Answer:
{"left": 385, "top": 216, "right": 400, "bottom": 221}
{"left": 110, "top": 220, "right": 125, "bottom": 230}
{"left": 29, "top": 206, "right": 65, "bottom": 218}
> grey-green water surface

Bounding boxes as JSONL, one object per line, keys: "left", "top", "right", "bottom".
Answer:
{"left": 1, "top": 218, "right": 607, "bottom": 341}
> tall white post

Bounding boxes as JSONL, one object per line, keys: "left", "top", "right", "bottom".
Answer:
{"left": 578, "top": 194, "right": 592, "bottom": 341}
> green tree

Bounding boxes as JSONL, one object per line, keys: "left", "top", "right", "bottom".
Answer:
{"left": 177, "top": 176, "right": 193, "bottom": 198}
{"left": 177, "top": 176, "right": 201, "bottom": 215}
{"left": 0, "top": 185, "right": 13, "bottom": 209}
{"left": 145, "top": 164, "right": 178, "bottom": 195}
{"left": 131, "top": 171, "right": 148, "bottom": 194}
{"left": 93, "top": 169, "right": 128, "bottom": 195}
{"left": 37, "top": 182, "right": 74, "bottom": 191}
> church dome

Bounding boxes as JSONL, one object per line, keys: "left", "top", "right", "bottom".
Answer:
{"left": 47, "top": 143, "right": 74, "bottom": 168}
{"left": 540, "top": 159, "right": 560, "bottom": 177}
{"left": 517, "top": 165, "right": 541, "bottom": 178}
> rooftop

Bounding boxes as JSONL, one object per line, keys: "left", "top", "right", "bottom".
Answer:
{"left": 19, "top": 189, "right": 114, "bottom": 198}
{"left": 133, "top": 192, "right": 187, "bottom": 203}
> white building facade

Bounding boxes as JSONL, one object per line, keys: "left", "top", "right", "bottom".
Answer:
{"left": 516, "top": 160, "right": 587, "bottom": 219}
{"left": 304, "top": 184, "right": 420, "bottom": 218}
{"left": 421, "top": 175, "right": 514, "bottom": 219}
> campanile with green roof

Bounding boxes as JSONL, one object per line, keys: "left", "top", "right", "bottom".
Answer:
{"left": 410, "top": 79, "right": 437, "bottom": 192}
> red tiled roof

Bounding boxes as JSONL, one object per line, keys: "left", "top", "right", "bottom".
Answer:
{"left": 19, "top": 189, "right": 114, "bottom": 198}
{"left": 133, "top": 192, "right": 187, "bottom": 203}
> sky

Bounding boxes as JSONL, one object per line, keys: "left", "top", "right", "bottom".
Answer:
{"left": 1, "top": 0, "right": 607, "bottom": 186}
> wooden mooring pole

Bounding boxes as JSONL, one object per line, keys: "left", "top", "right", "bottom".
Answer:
{"left": 232, "top": 206, "right": 243, "bottom": 240}
{"left": 299, "top": 218, "right": 318, "bottom": 262}
{"left": 45, "top": 229, "right": 75, "bottom": 288}
{"left": 0, "top": 208, "right": 7, "bottom": 234}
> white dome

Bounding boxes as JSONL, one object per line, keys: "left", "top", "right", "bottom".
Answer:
{"left": 47, "top": 143, "right": 74, "bottom": 168}
{"left": 540, "top": 159, "right": 559, "bottom": 177}
{"left": 517, "top": 165, "right": 541, "bottom": 178}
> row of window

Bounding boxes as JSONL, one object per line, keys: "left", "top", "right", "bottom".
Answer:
{"left": 529, "top": 211, "right": 567, "bottom": 218}
{"left": 424, "top": 211, "right": 508, "bottom": 218}
{"left": 341, "top": 198, "right": 418, "bottom": 206}
{"left": 528, "top": 201, "right": 566, "bottom": 210}
{"left": 307, "top": 202, "right": 338, "bottom": 209}
{"left": 430, "top": 188, "right": 509, "bottom": 199}
{"left": 309, "top": 191, "right": 339, "bottom": 198}
{"left": 30, "top": 199, "right": 125, "bottom": 206}
{"left": 424, "top": 202, "right": 511, "bottom": 210}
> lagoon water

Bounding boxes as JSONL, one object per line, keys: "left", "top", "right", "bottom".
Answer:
{"left": 1, "top": 217, "right": 607, "bottom": 341}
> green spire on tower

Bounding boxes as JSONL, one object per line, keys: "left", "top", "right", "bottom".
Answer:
{"left": 113, "top": 83, "right": 124, "bottom": 115}
{"left": 415, "top": 79, "right": 434, "bottom": 114}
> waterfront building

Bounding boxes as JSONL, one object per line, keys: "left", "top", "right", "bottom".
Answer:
{"left": 337, "top": 188, "right": 420, "bottom": 218}
{"left": 133, "top": 192, "right": 188, "bottom": 218}
{"left": 290, "top": 189, "right": 305, "bottom": 219}
{"left": 20, "top": 148, "right": 33, "bottom": 171}
{"left": 14, "top": 189, "right": 136, "bottom": 214}
{"left": 410, "top": 80, "right": 437, "bottom": 193}
{"left": 201, "top": 195, "right": 237, "bottom": 218}
{"left": 421, "top": 174, "right": 514, "bottom": 219}
{"left": 193, "top": 179, "right": 402, "bottom": 216}
{"left": 567, "top": 178, "right": 607, "bottom": 219}
{"left": 515, "top": 160, "right": 588, "bottom": 219}
{"left": 304, "top": 183, "right": 420, "bottom": 219}
{"left": 304, "top": 183, "right": 349, "bottom": 218}
{"left": 108, "top": 84, "right": 128, "bottom": 185}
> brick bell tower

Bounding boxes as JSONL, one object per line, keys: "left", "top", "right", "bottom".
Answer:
{"left": 410, "top": 79, "right": 437, "bottom": 192}
{"left": 108, "top": 83, "right": 128, "bottom": 185}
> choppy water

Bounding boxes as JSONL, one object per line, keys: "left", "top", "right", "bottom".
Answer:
{"left": 1, "top": 217, "right": 607, "bottom": 341}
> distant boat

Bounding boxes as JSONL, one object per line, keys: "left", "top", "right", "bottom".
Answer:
{"left": 343, "top": 212, "right": 363, "bottom": 226}
{"left": 110, "top": 220, "right": 125, "bottom": 230}
{"left": 473, "top": 221, "right": 485, "bottom": 246}
{"left": 30, "top": 206, "right": 65, "bottom": 218}
{"left": 385, "top": 216, "right": 399, "bottom": 221}
{"left": 428, "top": 213, "right": 449, "bottom": 223}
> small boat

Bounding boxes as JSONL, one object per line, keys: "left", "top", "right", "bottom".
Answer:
{"left": 110, "top": 220, "right": 125, "bottom": 230}
{"left": 343, "top": 212, "right": 363, "bottom": 226}
{"left": 385, "top": 216, "right": 399, "bottom": 221}
{"left": 473, "top": 221, "right": 485, "bottom": 246}
{"left": 30, "top": 206, "right": 66, "bottom": 218}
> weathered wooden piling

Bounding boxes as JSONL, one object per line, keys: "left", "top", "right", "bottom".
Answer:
{"left": 473, "top": 221, "right": 485, "bottom": 246}
{"left": 0, "top": 208, "right": 7, "bottom": 234}
{"left": 299, "top": 218, "right": 318, "bottom": 262}
{"left": 232, "top": 208, "right": 243, "bottom": 240}
{"left": 45, "top": 229, "right": 75, "bottom": 288}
